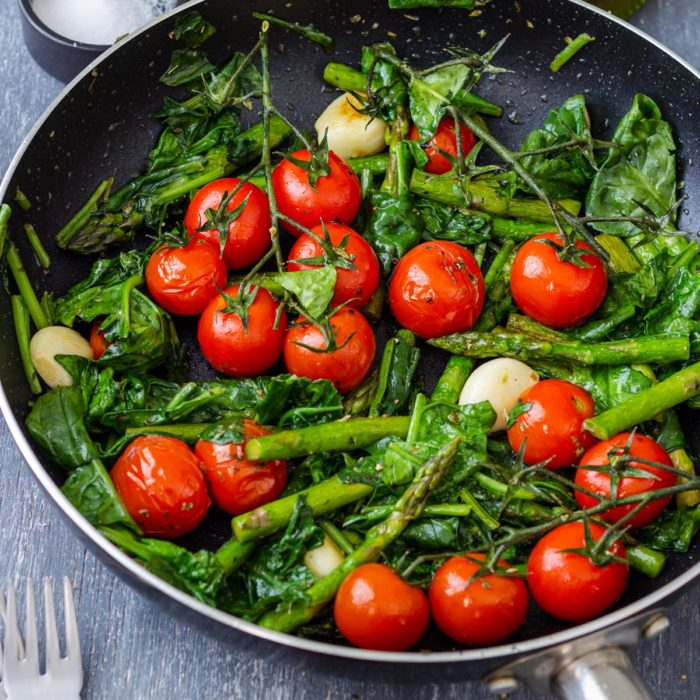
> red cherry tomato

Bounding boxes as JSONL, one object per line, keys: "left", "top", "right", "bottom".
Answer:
{"left": 271, "top": 149, "right": 362, "bottom": 236}
{"left": 287, "top": 223, "right": 380, "bottom": 308}
{"left": 527, "top": 522, "right": 628, "bottom": 623}
{"left": 89, "top": 322, "right": 109, "bottom": 360}
{"left": 510, "top": 232, "right": 608, "bottom": 328}
{"left": 110, "top": 435, "right": 210, "bottom": 538}
{"left": 388, "top": 241, "right": 484, "bottom": 339}
{"left": 198, "top": 284, "right": 287, "bottom": 377}
{"left": 194, "top": 420, "right": 287, "bottom": 516}
{"left": 408, "top": 117, "right": 477, "bottom": 175}
{"left": 145, "top": 240, "right": 227, "bottom": 316}
{"left": 507, "top": 379, "right": 596, "bottom": 469}
{"left": 184, "top": 177, "right": 271, "bottom": 270}
{"left": 334, "top": 563, "right": 429, "bottom": 651}
{"left": 575, "top": 433, "right": 675, "bottom": 529}
{"left": 429, "top": 553, "right": 528, "bottom": 646}
{"left": 283, "top": 307, "right": 375, "bottom": 393}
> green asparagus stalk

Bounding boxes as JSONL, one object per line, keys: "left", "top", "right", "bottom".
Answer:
{"left": 14, "top": 188, "right": 31, "bottom": 211}
{"left": 584, "top": 361, "right": 700, "bottom": 440}
{"left": 258, "top": 437, "right": 460, "bottom": 633}
{"left": 550, "top": 33, "right": 596, "bottom": 73}
{"left": 430, "top": 356, "right": 474, "bottom": 404}
{"left": 6, "top": 243, "right": 49, "bottom": 330}
{"left": 232, "top": 476, "right": 373, "bottom": 543}
{"left": 322, "top": 62, "right": 502, "bottom": 117}
{"left": 124, "top": 423, "right": 213, "bottom": 443}
{"left": 409, "top": 169, "right": 581, "bottom": 222}
{"left": 23, "top": 223, "right": 50, "bottom": 269}
{"left": 11, "top": 295, "right": 42, "bottom": 394}
{"left": 245, "top": 416, "right": 411, "bottom": 461}
{"left": 430, "top": 330, "right": 689, "bottom": 366}
{"left": 627, "top": 545, "right": 666, "bottom": 579}
{"left": 56, "top": 118, "right": 291, "bottom": 254}
{"left": 214, "top": 538, "right": 256, "bottom": 574}
{"left": 345, "top": 502, "right": 473, "bottom": 526}
{"left": 0, "top": 203, "right": 10, "bottom": 260}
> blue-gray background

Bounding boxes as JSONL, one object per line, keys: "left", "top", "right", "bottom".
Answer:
{"left": 1, "top": 1, "right": 698, "bottom": 697}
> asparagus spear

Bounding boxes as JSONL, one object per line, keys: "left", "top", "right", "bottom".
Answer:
{"left": 244, "top": 416, "right": 411, "bottom": 461}
{"left": 430, "top": 331, "right": 689, "bottom": 366}
{"left": 56, "top": 117, "right": 291, "bottom": 254}
{"left": 584, "top": 361, "right": 700, "bottom": 439}
{"left": 5, "top": 243, "right": 49, "bottom": 330}
{"left": 409, "top": 169, "right": 581, "bottom": 222}
{"left": 258, "top": 437, "right": 460, "bottom": 633}
{"left": 232, "top": 476, "right": 373, "bottom": 543}
{"left": 322, "top": 62, "right": 502, "bottom": 117}
{"left": 11, "top": 295, "right": 42, "bottom": 394}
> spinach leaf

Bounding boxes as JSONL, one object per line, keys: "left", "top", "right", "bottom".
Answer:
{"left": 172, "top": 11, "right": 217, "bottom": 48}
{"left": 417, "top": 198, "right": 492, "bottom": 246}
{"left": 586, "top": 94, "right": 677, "bottom": 236}
{"left": 369, "top": 330, "right": 421, "bottom": 417}
{"left": 101, "top": 526, "right": 226, "bottom": 606}
{"left": 254, "top": 266, "right": 337, "bottom": 319}
{"left": 637, "top": 506, "right": 700, "bottom": 553}
{"left": 513, "top": 94, "right": 595, "bottom": 199}
{"left": 63, "top": 460, "right": 140, "bottom": 532}
{"left": 403, "top": 517, "right": 460, "bottom": 550}
{"left": 360, "top": 44, "right": 409, "bottom": 123}
{"left": 160, "top": 49, "right": 216, "bottom": 87}
{"left": 25, "top": 387, "right": 100, "bottom": 471}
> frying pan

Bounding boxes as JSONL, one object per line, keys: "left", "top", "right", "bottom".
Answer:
{"left": 1, "top": 0, "right": 699, "bottom": 697}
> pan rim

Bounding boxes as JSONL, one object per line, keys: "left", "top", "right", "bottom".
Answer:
{"left": 1, "top": 0, "right": 699, "bottom": 665}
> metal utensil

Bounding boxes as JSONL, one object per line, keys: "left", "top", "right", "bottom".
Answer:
{"left": 1, "top": 578, "right": 83, "bottom": 700}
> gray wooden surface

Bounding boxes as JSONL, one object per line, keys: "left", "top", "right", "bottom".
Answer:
{"left": 1, "top": 1, "right": 698, "bottom": 698}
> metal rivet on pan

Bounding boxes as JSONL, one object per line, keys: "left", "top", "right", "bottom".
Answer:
{"left": 487, "top": 674, "right": 521, "bottom": 694}
{"left": 642, "top": 614, "right": 670, "bottom": 639}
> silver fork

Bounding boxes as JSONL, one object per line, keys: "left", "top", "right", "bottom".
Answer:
{"left": 1, "top": 578, "right": 83, "bottom": 700}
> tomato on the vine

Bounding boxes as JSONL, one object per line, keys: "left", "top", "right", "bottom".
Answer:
{"left": 334, "top": 563, "right": 429, "bottom": 651}
{"left": 145, "top": 239, "right": 227, "bottom": 316}
{"left": 429, "top": 553, "right": 528, "bottom": 646}
{"left": 510, "top": 232, "right": 608, "bottom": 328}
{"left": 527, "top": 522, "right": 628, "bottom": 623}
{"left": 198, "top": 284, "right": 287, "bottom": 377}
{"left": 110, "top": 435, "right": 210, "bottom": 538}
{"left": 575, "top": 432, "right": 675, "bottom": 529}
{"left": 287, "top": 223, "right": 380, "bottom": 308}
{"left": 388, "top": 241, "right": 484, "bottom": 339}
{"left": 408, "top": 116, "right": 477, "bottom": 175}
{"left": 184, "top": 177, "right": 271, "bottom": 270}
{"left": 283, "top": 307, "right": 375, "bottom": 393}
{"left": 507, "top": 379, "right": 596, "bottom": 469}
{"left": 271, "top": 149, "right": 362, "bottom": 236}
{"left": 194, "top": 419, "right": 287, "bottom": 516}
{"left": 89, "top": 322, "right": 109, "bottom": 360}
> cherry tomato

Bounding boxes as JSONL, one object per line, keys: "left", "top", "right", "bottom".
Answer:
{"left": 89, "top": 322, "right": 109, "bottom": 360}
{"left": 575, "top": 433, "right": 675, "bottom": 529}
{"left": 287, "top": 223, "right": 380, "bottom": 308}
{"left": 408, "top": 117, "right": 477, "bottom": 175}
{"left": 507, "top": 379, "right": 596, "bottom": 469}
{"left": 194, "top": 420, "right": 287, "bottom": 516}
{"left": 388, "top": 241, "right": 484, "bottom": 339}
{"left": 510, "top": 232, "right": 608, "bottom": 328}
{"left": 429, "top": 553, "right": 528, "bottom": 646}
{"left": 184, "top": 177, "right": 271, "bottom": 270}
{"left": 334, "top": 563, "right": 429, "bottom": 651}
{"left": 145, "top": 239, "right": 227, "bottom": 316}
{"left": 527, "top": 522, "right": 628, "bottom": 623}
{"left": 198, "top": 284, "right": 287, "bottom": 377}
{"left": 283, "top": 307, "right": 375, "bottom": 393}
{"left": 272, "top": 149, "right": 362, "bottom": 236}
{"left": 110, "top": 435, "right": 210, "bottom": 538}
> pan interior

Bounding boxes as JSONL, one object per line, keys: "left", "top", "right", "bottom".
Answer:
{"left": 0, "top": 0, "right": 699, "bottom": 658}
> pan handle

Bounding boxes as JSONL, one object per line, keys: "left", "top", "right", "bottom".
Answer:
{"left": 553, "top": 647, "right": 653, "bottom": 700}
{"left": 486, "top": 609, "right": 669, "bottom": 699}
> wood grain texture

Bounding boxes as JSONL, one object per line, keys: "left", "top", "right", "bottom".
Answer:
{"left": 0, "top": 0, "right": 698, "bottom": 698}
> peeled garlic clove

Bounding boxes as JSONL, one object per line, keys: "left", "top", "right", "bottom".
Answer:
{"left": 304, "top": 534, "right": 345, "bottom": 578}
{"left": 30, "top": 326, "right": 94, "bottom": 389}
{"left": 459, "top": 358, "right": 539, "bottom": 433}
{"left": 314, "top": 92, "right": 387, "bottom": 160}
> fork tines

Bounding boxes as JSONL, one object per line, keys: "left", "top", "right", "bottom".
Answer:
{"left": 1, "top": 577, "right": 83, "bottom": 699}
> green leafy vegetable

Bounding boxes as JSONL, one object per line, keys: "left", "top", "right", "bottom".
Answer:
{"left": 253, "top": 266, "right": 337, "bottom": 319}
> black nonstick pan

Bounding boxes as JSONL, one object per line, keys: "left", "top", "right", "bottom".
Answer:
{"left": 1, "top": 1, "right": 699, "bottom": 697}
